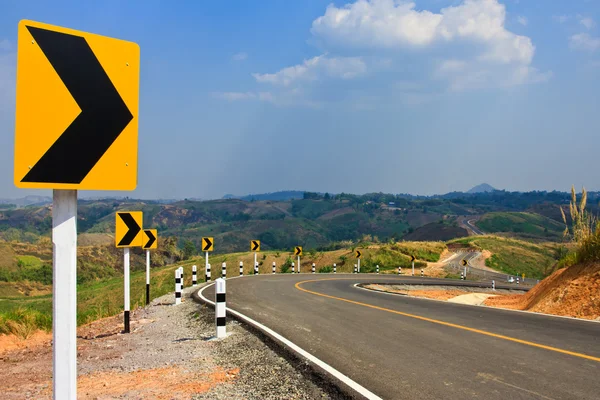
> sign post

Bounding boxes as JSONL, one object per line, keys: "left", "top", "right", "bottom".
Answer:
{"left": 295, "top": 246, "right": 302, "bottom": 274}
{"left": 355, "top": 250, "right": 362, "bottom": 273}
{"left": 202, "top": 237, "right": 214, "bottom": 281}
{"left": 116, "top": 212, "right": 143, "bottom": 333}
{"left": 411, "top": 255, "right": 416, "bottom": 276}
{"left": 142, "top": 229, "right": 157, "bottom": 305}
{"left": 14, "top": 20, "right": 140, "bottom": 400}
{"left": 52, "top": 189, "right": 77, "bottom": 400}
{"left": 251, "top": 240, "right": 260, "bottom": 274}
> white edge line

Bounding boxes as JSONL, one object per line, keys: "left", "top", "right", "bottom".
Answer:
{"left": 355, "top": 283, "right": 600, "bottom": 324}
{"left": 198, "top": 281, "right": 382, "bottom": 400}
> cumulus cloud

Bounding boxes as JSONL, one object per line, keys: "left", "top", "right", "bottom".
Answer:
{"left": 308, "top": 0, "right": 545, "bottom": 89}
{"left": 232, "top": 52, "right": 248, "bottom": 61}
{"left": 579, "top": 16, "right": 595, "bottom": 30}
{"left": 570, "top": 33, "right": 600, "bottom": 52}
{"left": 252, "top": 54, "right": 367, "bottom": 86}
{"left": 517, "top": 16, "right": 528, "bottom": 26}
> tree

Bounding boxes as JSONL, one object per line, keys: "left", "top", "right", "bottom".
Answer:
{"left": 182, "top": 239, "right": 196, "bottom": 260}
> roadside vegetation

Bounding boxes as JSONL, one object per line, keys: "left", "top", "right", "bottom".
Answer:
{"left": 448, "top": 235, "right": 559, "bottom": 279}
{"left": 476, "top": 212, "right": 564, "bottom": 240}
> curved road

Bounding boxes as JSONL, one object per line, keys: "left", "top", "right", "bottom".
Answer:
{"left": 202, "top": 274, "right": 599, "bottom": 400}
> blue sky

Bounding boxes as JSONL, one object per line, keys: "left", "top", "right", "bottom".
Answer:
{"left": 1, "top": 0, "right": 599, "bottom": 200}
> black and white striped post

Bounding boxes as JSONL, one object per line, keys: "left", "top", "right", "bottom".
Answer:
{"left": 398, "top": 266, "right": 402, "bottom": 275}
{"left": 312, "top": 263, "right": 315, "bottom": 274}
{"left": 221, "top": 262, "right": 226, "bottom": 279}
{"left": 333, "top": 263, "right": 336, "bottom": 273}
{"left": 376, "top": 265, "right": 379, "bottom": 274}
{"left": 175, "top": 269, "right": 181, "bottom": 305}
{"left": 254, "top": 262, "right": 258, "bottom": 275}
{"left": 192, "top": 265, "right": 197, "bottom": 286}
{"left": 215, "top": 278, "right": 226, "bottom": 339}
{"left": 492, "top": 280, "right": 496, "bottom": 291}
{"left": 421, "top": 269, "right": 424, "bottom": 277}
{"left": 206, "top": 262, "right": 211, "bottom": 282}
{"left": 354, "top": 264, "right": 357, "bottom": 274}
{"left": 272, "top": 261, "right": 276, "bottom": 274}
{"left": 239, "top": 261, "right": 243, "bottom": 276}
{"left": 292, "top": 262, "right": 295, "bottom": 274}
{"left": 516, "top": 277, "right": 520, "bottom": 285}
{"left": 180, "top": 267, "right": 184, "bottom": 290}
{"left": 460, "top": 271, "right": 464, "bottom": 280}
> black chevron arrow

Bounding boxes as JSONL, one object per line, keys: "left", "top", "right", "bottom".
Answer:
{"left": 252, "top": 241, "right": 259, "bottom": 251}
{"left": 203, "top": 238, "right": 213, "bottom": 251}
{"left": 356, "top": 251, "right": 362, "bottom": 258}
{"left": 118, "top": 213, "right": 141, "bottom": 246}
{"left": 21, "top": 26, "right": 133, "bottom": 184}
{"left": 143, "top": 230, "right": 156, "bottom": 249}
{"left": 295, "top": 247, "right": 301, "bottom": 255}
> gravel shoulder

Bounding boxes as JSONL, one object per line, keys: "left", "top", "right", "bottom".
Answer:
{"left": 1, "top": 284, "right": 340, "bottom": 399}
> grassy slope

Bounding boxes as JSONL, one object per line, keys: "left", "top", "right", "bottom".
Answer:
{"left": 476, "top": 212, "right": 565, "bottom": 240}
{"left": 0, "top": 242, "right": 445, "bottom": 334}
{"left": 449, "top": 235, "right": 558, "bottom": 279}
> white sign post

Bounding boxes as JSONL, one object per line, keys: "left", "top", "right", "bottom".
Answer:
{"left": 123, "top": 247, "right": 130, "bottom": 333}
{"left": 297, "top": 255, "right": 301, "bottom": 274}
{"left": 145, "top": 249, "right": 150, "bottom": 305}
{"left": 412, "top": 260, "right": 415, "bottom": 276}
{"left": 52, "top": 189, "right": 78, "bottom": 400}
{"left": 358, "top": 258, "right": 361, "bottom": 273}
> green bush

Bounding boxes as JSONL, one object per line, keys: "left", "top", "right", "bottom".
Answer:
{"left": 280, "top": 257, "right": 292, "bottom": 273}
{"left": 318, "top": 266, "right": 333, "bottom": 273}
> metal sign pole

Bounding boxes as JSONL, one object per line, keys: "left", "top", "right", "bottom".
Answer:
{"left": 52, "top": 189, "right": 78, "bottom": 400}
{"left": 412, "top": 261, "right": 415, "bottom": 276}
{"left": 254, "top": 252, "right": 257, "bottom": 274}
{"left": 205, "top": 251, "right": 209, "bottom": 281}
{"left": 124, "top": 248, "right": 130, "bottom": 333}
{"left": 358, "top": 258, "right": 361, "bottom": 273}
{"left": 145, "top": 249, "right": 150, "bottom": 305}
{"left": 297, "top": 256, "right": 300, "bottom": 273}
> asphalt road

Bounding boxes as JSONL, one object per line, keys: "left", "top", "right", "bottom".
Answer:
{"left": 462, "top": 218, "right": 485, "bottom": 235}
{"left": 202, "top": 274, "right": 600, "bottom": 400}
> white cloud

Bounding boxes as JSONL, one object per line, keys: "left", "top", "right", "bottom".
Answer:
{"left": 311, "top": 0, "right": 535, "bottom": 65}
{"left": 579, "top": 16, "right": 594, "bottom": 30}
{"left": 517, "top": 16, "right": 528, "bottom": 26}
{"left": 307, "top": 0, "right": 547, "bottom": 90}
{"left": 232, "top": 52, "right": 248, "bottom": 61}
{"left": 570, "top": 33, "right": 600, "bottom": 52}
{"left": 252, "top": 54, "right": 367, "bottom": 86}
{"left": 213, "top": 91, "right": 274, "bottom": 102}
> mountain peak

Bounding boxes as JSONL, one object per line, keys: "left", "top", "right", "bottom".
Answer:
{"left": 468, "top": 183, "right": 496, "bottom": 194}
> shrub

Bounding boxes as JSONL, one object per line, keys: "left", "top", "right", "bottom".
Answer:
{"left": 280, "top": 257, "right": 292, "bottom": 273}
{"left": 318, "top": 266, "right": 333, "bottom": 273}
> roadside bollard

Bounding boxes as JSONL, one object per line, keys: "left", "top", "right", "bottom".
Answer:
{"left": 376, "top": 265, "right": 379, "bottom": 274}
{"left": 333, "top": 263, "right": 337, "bottom": 273}
{"left": 492, "top": 280, "right": 496, "bottom": 291}
{"left": 222, "top": 262, "right": 226, "bottom": 279}
{"left": 460, "top": 271, "right": 464, "bottom": 280}
{"left": 421, "top": 269, "right": 424, "bottom": 277}
{"left": 215, "top": 278, "right": 226, "bottom": 339}
{"left": 192, "top": 265, "right": 197, "bottom": 286}
{"left": 516, "top": 277, "right": 520, "bottom": 285}
{"left": 292, "top": 262, "right": 295, "bottom": 274}
{"left": 312, "top": 263, "right": 316, "bottom": 274}
{"left": 239, "top": 261, "right": 243, "bottom": 276}
{"left": 206, "top": 263, "right": 211, "bottom": 282}
{"left": 398, "top": 266, "right": 402, "bottom": 275}
{"left": 180, "top": 267, "right": 184, "bottom": 289}
{"left": 354, "top": 264, "right": 357, "bottom": 274}
{"left": 254, "top": 262, "right": 258, "bottom": 275}
{"left": 272, "top": 261, "right": 276, "bottom": 274}
{"left": 175, "top": 269, "right": 181, "bottom": 305}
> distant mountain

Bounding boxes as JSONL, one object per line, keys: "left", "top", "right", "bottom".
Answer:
{"left": 0, "top": 195, "right": 52, "bottom": 207}
{"left": 467, "top": 183, "right": 496, "bottom": 194}
{"left": 223, "top": 191, "right": 306, "bottom": 201}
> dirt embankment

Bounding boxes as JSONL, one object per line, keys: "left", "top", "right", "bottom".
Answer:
{"left": 1, "top": 288, "right": 335, "bottom": 399}
{"left": 485, "top": 262, "right": 600, "bottom": 320}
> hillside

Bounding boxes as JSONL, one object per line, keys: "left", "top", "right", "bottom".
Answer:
{"left": 0, "top": 190, "right": 581, "bottom": 254}
{"left": 448, "top": 235, "right": 559, "bottom": 279}
{"left": 475, "top": 212, "right": 565, "bottom": 240}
